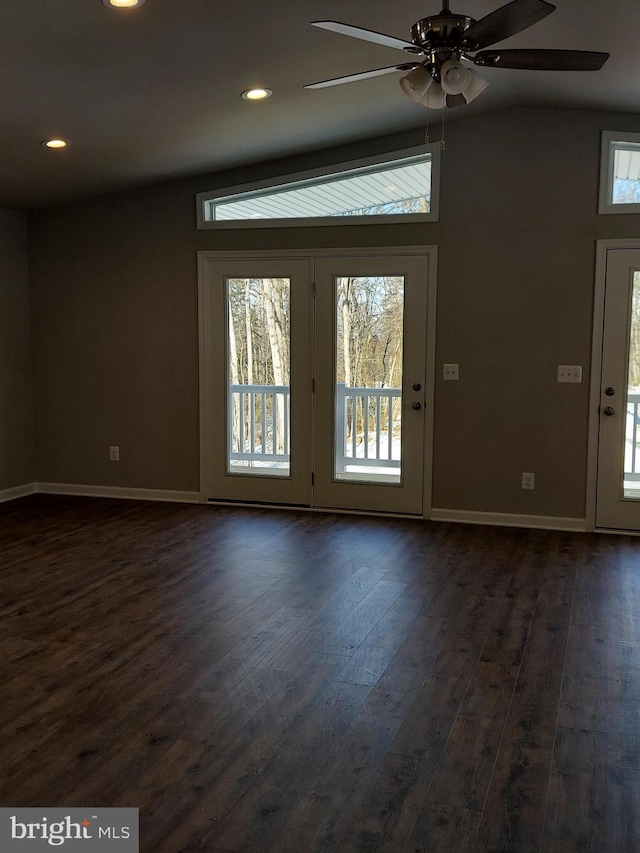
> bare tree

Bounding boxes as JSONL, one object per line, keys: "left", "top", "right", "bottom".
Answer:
{"left": 629, "top": 272, "right": 640, "bottom": 388}
{"left": 263, "top": 278, "right": 286, "bottom": 451}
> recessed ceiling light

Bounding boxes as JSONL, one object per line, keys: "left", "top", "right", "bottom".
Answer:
{"left": 102, "top": 0, "right": 147, "bottom": 8}
{"left": 241, "top": 88, "right": 273, "bottom": 101}
{"left": 42, "top": 138, "right": 69, "bottom": 149}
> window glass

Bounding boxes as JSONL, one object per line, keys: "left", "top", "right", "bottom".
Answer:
{"left": 600, "top": 132, "right": 640, "bottom": 213}
{"left": 197, "top": 145, "right": 439, "bottom": 227}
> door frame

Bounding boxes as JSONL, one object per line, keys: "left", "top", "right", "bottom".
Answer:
{"left": 588, "top": 238, "right": 640, "bottom": 531}
{"left": 197, "top": 246, "right": 438, "bottom": 517}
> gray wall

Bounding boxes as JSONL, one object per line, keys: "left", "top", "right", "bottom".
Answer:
{"left": 27, "top": 106, "right": 640, "bottom": 518}
{"left": 0, "top": 208, "right": 35, "bottom": 491}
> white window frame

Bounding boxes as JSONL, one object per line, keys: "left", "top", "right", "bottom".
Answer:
{"left": 599, "top": 130, "right": 640, "bottom": 214}
{"left": 196, "top": 144, "right": 440, "bottom": 229}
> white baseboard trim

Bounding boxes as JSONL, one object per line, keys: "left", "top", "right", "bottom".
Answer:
{"left": 429, "top": 507, "right": 587, "bottom": 532}
{"left": 36, "top": 483, "right": 201, "bottom": 504}
{"left": 0, "top": 486, "right": 587, "bottom": 531}
{"left": 0, "top": 482, "right": 37, "bottom": 503}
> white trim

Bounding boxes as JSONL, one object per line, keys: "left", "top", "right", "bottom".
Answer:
{"left": 198, "top": 246, "right": 437, "bottom": 262}
{"left": 198, "top": 249, "right": 212, "bottom": 504}
{"left": 422, "top": 247, "right": 437, "bottom": 519}
{"left": 36, "top": 483, "right": 201, "bottom": 504}
{"left": 591, "top": 526, "right": 640, "bottom": 537}
{"left": 0, "top": 482, "right": 588, "bottom": 533}
{"left": 0, "top": 482, "right": 37, "bottom": 503}
{"left": 196, "top": 144, "right": 440, "bottom": 228}
{"left": 430, "top": 507, "right": 586, "bottom": 532}
{"left": 599, "top": 131, "right": 640, "bottom": 215}
{"left": 586, "top": 240, "right": 608, "bottom": 530}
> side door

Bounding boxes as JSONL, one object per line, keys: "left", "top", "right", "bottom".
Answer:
{"left": 597, "top": 248, "right": 640, "bottom": 529}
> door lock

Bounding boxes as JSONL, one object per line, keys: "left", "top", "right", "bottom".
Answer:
{"left": 413, "top": 382, "right": 422, "bottom": 391}
{"left": 604, "top": 387, "right": 615, "bottom": 396}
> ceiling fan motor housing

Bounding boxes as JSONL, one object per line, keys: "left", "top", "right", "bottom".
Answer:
{"left": 410, "top": 14, "right": 476, "bottom": 51}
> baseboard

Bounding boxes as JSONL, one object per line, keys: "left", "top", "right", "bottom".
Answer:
{"left": 36, "top": 483, "right": 201, "bottom": 504}
{"left": 0, "top": 486, "right": 587, "bottom": 531}
{"left": 429, "top": 507, "right": 587, "bottom": 532}
{"left": 0, "top": 482, "right": 37, "bottom": 503}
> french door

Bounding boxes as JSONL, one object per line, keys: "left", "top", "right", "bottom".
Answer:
{"left": 198, "top": 249, "right": 435, "bottom": 515}
{"left": 596, "top": 247, "right": 640, "bottom": 529}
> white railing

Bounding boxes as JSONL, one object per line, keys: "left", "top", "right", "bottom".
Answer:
{"left": 229, "top": 387, "right": 640, "bottom": 481}
{"left": 626, "top": 393, "right": 640, "bottom": 481}
{"left": 229, "top": 384, "right": 290, "bottom": 465}
{"left": 335, "top": 383, "right": 402, "bottom": 474}
{"left": 228, "top": 382, "right": 403, "bottom": 473}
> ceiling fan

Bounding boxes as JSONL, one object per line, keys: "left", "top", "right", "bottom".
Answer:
{"left": 305, "top": 0, "right": 609, "bottom": 109}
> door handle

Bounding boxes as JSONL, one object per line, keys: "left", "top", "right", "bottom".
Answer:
{"left": 412, "top": 401, "right": 422, "bottom": 411}
{"left": 603, "top": 406, "right": 615, "bottom": 416}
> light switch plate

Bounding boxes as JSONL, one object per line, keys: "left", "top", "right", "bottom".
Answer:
{"left": 557, "top": 365, "right": 583, "bottom": 383}
{"left": 443, "top": 363, "right": 459, "bottom": 381}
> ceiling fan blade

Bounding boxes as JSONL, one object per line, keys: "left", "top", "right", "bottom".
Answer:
{"left": 473, "top": 48, "right": 610, "bottom": 70}
{"left": 304, "top": 63, "right": 419, "bottom": 90}
{"left": 311, "top": 20, "right": 421, "bottom": 53}
{"left": 460, "top": 0, "right": 556, "bottom": 51}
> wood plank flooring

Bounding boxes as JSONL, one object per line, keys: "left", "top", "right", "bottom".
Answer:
{"left": 1, "top": 495, "right": 639, "bottom": 851}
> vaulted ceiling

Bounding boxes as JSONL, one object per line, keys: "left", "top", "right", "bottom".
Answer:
{"left": 1, "top": 0, "right": 637, "bottom": 209}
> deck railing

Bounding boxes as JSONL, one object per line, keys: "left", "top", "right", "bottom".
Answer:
{"left": 335, "top": 383, "right": 402, "bottom": 473}
{"left": 229, "top": 387, "right": 640, "bottom": 481}
{"left": 228, "top": 382, "right": 403, "bottom": 472}
{"left": 228, "top": 384, "right": 290, "bottom": 465}
{"left": 626, "top": 393, "right": 640, "bottom": 481}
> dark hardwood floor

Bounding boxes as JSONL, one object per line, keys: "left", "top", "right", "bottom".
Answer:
{"left": 1, "top": 495, "right": 639, "bottom": 851}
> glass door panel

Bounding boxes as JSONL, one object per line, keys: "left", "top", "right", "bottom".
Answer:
{"left": 227, "top": 278, "right": 291, "bottom": 477}
{"left": 335, "top": 275, "right": 404, "bottom": 483}
{"left": 314, "top": 254, "right": 429, "bottom": 515}
{"left": 624, "top": 271, "right": 640, "bottom": 499}
{"left": 200, "top": 257, "right": 312, "bottom": 506}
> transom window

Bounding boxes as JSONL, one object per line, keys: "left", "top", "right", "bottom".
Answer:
{"left": 599, "top": 131, "right": 640, "bottom": 214}
{"left": 196, "top": 145, "right": 440, "bottom": 228}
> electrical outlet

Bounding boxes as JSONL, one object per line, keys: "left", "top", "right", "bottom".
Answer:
{"left": 557, "top": 365, "right": 583, "bottom": 383}
{"left": 109, "top": 445, "right": 120, "bottom": 462}
{"left": 443, "top": 363, "right": 459, "bottom": 381}
{"left": 522, "top": 472, "right": 535, "bottom": 490}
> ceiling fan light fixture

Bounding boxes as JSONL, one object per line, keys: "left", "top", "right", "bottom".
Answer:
{"left": 420, "top": 81, "right": 446, "bottom": 110}
{"left": 440, "top": 59, "right": 472, "bottom": 95}
{"left": 458, "top": 69, "right": 490, "bottom": 104}
{"left": 399, "top": 65, "right": 433, "bottom": 102}
{"left": 102, "top": 0, "right": 147, "bottom": 8}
